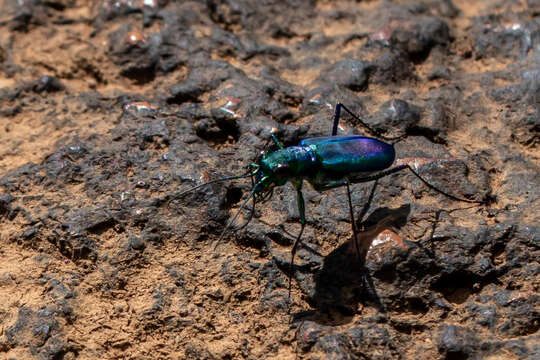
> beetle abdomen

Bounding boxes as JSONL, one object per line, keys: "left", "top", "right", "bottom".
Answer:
{"left": 304, "top": 135, "right": 395, "bottom": 174}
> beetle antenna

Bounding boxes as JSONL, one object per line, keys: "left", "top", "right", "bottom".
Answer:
{"left": 168, "top": 172, "right": 254, "bottom": 209}
{"left": 214, "top": 184, "right": 260, "bottom": 251}
{"left": 234, "top": 195, "right": 257, "bottom": 232}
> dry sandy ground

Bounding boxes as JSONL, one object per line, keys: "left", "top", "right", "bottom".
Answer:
{"left": 0, "top": 0, "right": 538, "bottom": 359}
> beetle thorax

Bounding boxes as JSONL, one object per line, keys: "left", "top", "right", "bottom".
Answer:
{"left": 257, "top": 146, "right": 319, "bottom": 188}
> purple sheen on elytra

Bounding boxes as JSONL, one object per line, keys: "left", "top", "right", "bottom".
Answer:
{"left": 301, "top": 135, "right": 395, "bottom": 173}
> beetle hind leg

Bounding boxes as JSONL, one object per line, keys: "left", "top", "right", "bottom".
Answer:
{"left": 344, "top": 179, "right": 361, "bottom": 260}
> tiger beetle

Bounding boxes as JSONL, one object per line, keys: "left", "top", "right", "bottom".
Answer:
{"left": 172, "top": 103, "right": 481, "bottom": 301}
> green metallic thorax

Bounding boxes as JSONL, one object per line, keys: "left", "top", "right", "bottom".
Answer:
{"left": 259, "top": 145, "right": 320, "bottom": 187}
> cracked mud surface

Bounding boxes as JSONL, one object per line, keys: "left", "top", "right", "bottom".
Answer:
{"left": 0, "top": 1, "right": 538, "bottom": 359}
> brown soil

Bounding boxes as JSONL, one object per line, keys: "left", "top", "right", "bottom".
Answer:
{"left": 0, "top": 1, "right": 538, "bottom": 359}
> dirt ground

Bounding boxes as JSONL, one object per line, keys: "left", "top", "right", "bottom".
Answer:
{"left": 0, "top": 0, "right": 538, "bottom": 359}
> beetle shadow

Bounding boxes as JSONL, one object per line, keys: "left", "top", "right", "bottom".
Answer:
{"left": 292, "top": 203, "right": 411, "bottom": 326}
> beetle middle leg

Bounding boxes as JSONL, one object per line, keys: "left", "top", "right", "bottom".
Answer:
{"left": 288, "top": 181, "right": 306, "bottom": 304}
{"left": 331, "top": 102, "right": 404, "bottom": 141}
{"left": 311, "top": 177, "right": 376, "bottom": 265}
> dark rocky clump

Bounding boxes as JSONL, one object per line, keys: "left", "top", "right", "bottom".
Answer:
{"left": 0, "top": 0, "right": 538, "bottom": 359}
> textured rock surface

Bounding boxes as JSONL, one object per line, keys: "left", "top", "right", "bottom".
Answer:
{"left": 0, "top": 0, "right": 538, "bottom": 359}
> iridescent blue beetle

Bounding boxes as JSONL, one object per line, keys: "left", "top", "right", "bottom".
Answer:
{"left": 173, "top": 103, "right": 480, "bottom": 297}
